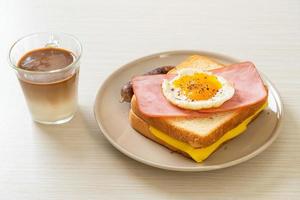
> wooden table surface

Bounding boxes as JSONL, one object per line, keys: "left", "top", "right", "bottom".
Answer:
{"left": 0, "top": 0, "right": 299, "bottom": 199}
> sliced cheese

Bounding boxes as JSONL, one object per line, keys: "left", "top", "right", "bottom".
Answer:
{"left": 149, "top": 103, "right": 267, "bottom": 162}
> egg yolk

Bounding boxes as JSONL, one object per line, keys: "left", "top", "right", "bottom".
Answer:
{"left": 172, "top": 73, "right": 222, "bottom": 100}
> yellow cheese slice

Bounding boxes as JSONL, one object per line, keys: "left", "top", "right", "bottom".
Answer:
{"left": 149, "top": 103, "right": 267, "bottom": 162}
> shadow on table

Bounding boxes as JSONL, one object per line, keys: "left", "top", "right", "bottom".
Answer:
{"left": 32, "top": 106, "right": 103, "bottom": 157}
{"left": 119, "top": 106, "right": 300, "bottom": 198}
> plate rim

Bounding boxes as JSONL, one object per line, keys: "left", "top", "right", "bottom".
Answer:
{"left": 94, "top": 50, "right": 284, "bottom": 171}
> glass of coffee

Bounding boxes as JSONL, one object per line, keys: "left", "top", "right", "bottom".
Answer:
{"left": 8, "top": 32, "right": 82, "bottom": 124}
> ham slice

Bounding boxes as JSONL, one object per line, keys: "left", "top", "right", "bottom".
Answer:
{"left": 132, "top": 62, "right": 268, "bottom": 117}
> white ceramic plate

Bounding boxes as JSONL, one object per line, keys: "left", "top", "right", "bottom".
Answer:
{"left": 94, "top": 50, "right": 283, "bottom": 171}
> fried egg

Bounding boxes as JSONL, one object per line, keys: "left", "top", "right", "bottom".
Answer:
{"left": 162, "top": 68, "right": 235, "bottom": 110}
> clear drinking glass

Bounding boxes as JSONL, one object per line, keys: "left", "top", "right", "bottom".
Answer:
{"left": 8, "top": 32, "right": 82, "bottom": 124}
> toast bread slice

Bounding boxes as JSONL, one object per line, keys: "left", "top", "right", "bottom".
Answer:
{"left": 131, "top": 96, "right": 265, "bottom": 148}
{"left": 168, "top": 55, "right": 224, "bottom": 74}
{"left": 129, "top": 110, "right": 191, "bottom": 159}
{"left": 130, "top": 55, "right": 267, "bottom": 148}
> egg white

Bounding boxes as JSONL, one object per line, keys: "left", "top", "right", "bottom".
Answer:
{"left": 162, "top": 68, "right": 235, "bottom": 110}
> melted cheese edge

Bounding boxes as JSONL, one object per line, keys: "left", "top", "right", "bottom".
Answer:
{"left": 149, "top": 103, "right": 267, "bottom": 162}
